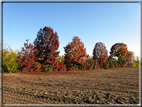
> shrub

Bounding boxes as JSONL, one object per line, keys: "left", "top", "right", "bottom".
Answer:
{"left": 52, "top": 60, "right": 60, "bottom": 72}
{"left": 44, "top": 65, "right": 52, "bottom": 72}
{"left": 103, "top": 61, "right": 109, "bottom": 69}
{"left": 2, "top": 63, "right": 8, "bottom": 73}
{"left": 80, "top": 62, "right": 94, "bottom": 70}
{"left": 65, "top": 62, "right": 81, "bottom": 70}
{"left": 86, "top": 58, "right": 94, "bottom": 70}
{"left": 109, "top": 63, "right": 114, "bottom": 69}
{"left": 113, "top": 60, "right": 118, "bottom": 68}
{"left": 74, "top": 64, "right": 80, "bottom": 69}
{"left": 72, "top": 62, "right": 84, "bottom": 70}
{"left": 131, "top": 61, "right": 139, "bottom": 67}
{"left": 34, "top": 62, "right": 42, "bottom": 72}
{"left": 52, "top": 60, "right": 66, "bottom": 71}
{"left": 117, "top": 60, "right": 125, "bottom": 68}
{"left": 93, "top": 60, "right": 99, "bottom": 69}
{"left": 58, "top": 62, "right": 66, "bottom": 71}
{"left": 131, "top": 62, "right": 137, "bottom": 67}
{"left": 136, "top": 60, "right": 139, "bottom": 67}
{"left": 2, "top": 47, "right": 18, "bottom": 73}
{"left": 79, "top": 63, "right": 87, "bottom": 70}
{"left": 108, "top": 57, "right": 114, "bottom": 69}
{"left": 65, "top": 63, "right": 71, "bottom": 68}
{"left": 126, "top": 62, "right": 132, "bottom": 67}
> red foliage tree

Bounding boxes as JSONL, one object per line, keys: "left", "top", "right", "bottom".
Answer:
{"left": 64, "top": 36, "right": 89, "bottom": 65}
{"left": 58, "top": 62, "right": 66, "bottom": 71}
{"left": 17, "top": 40, "right": 41, "bottom": 73}
{"left": 34, "top": 26, "right": 60, "bottom": 70}
{"left": 93, "top": 42, "right": 108, "bottom": 67}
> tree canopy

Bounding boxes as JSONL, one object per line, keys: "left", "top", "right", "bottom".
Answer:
{"left": 64, "top": 36, "right": 89, "bottom": 65}
{"left": 34, "top": 26, "right": 60, "bottom": 68}
{"left": 93, "top": 42, "right": 108, "bottom": 67}
{"left": 110, "top": 43, "right": 128, "bottom": 66}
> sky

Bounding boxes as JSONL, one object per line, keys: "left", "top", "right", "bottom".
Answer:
{"left": 3, "top": 2, "right": 140, "bottom": 59}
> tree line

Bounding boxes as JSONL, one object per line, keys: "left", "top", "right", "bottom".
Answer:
{"left": 2, "top": 26, "right": 140, "bottom": 73}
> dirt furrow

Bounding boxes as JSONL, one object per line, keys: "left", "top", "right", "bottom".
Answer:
{"left": 3, "top": 68, "right": 139, "bottom": 104}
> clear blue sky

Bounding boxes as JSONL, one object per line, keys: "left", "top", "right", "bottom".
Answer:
{"left": 3, "top": 3, "right": 140, "bottom": 59}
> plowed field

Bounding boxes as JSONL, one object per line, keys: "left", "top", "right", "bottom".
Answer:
{"left": 3, "top": 68, "right": 139, "bottom": 104}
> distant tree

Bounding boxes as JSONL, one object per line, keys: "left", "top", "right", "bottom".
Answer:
{"left": 108, "top": 57, "right": 114, "bottom": 69}
{"left": 93, "top": 42, "right": 108, "bottom": 67}
{"left": 64, "top": 36, "right": 89, "bottom": 66}
{"left": 127, "top": 51, "right": 133, "bottom": 62}
{"left": 136, "top": 56, "right": 139, "bottom": 61}
{"left": 131, "top": 51, "right": 136, "bottom": 62}
{"left": 131, "top": 55, "right": 139, "bottom": 67}
{"left": 57, "top": 55, "right": 65, "bottom": 63}
{"left": 136, "top": 56, "right": 140, "bottom": 67}
{"left": 110, "top": 43, "right": 128, "bottom": 66}
{"left": 126, "top": 51, "right": 135, "bottom": 63}
{"left": 34, "top": 26, "right": 60, "bottom": 69}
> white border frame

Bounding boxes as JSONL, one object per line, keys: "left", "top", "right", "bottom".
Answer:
{"left": 1, "top": 0, "right": 141, "bottom": 106}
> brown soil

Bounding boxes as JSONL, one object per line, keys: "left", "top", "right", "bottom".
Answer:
{"left": 2, "top": 68, "right": 140, "bottom": 104}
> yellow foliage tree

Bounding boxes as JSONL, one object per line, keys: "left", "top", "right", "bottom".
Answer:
{"left": 2, "top": 46, "right": 18, "bottom": 73}
{"left": 57, "top": 55, "right": 65, "bottom": 63}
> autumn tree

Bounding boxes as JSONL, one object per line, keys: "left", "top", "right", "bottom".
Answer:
{"left": 126, "top": 51, "right": 133, "bottom": 67}
{"left": 93, "top": 42, "right": 108, "bottom": 67}
{"left": 2, "top": 46, "right": 18, "bottom": 73}
{"left": 17, "top": 40, "right": 41, "bottom": 73}
{"left": 64, "top": 36, "right": 89, "bottom": 66}
{"left": 34, "top": 26, "right": 60, "bottom": 69}
{"left": 110, "top": 43, "right": 128, "bottom": 66}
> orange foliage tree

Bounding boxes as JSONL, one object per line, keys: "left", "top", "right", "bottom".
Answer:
{"left": 93, "top": 42, "right": 108, "bottom": 67}
{"left": 33, "top": 26, "right": 60, "bottom": 70}
{"left": 64, "top": 36, "right": 89, "bottom": 66}
{"left": 110, "top": 43, "right": 128, "bottom": 67}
